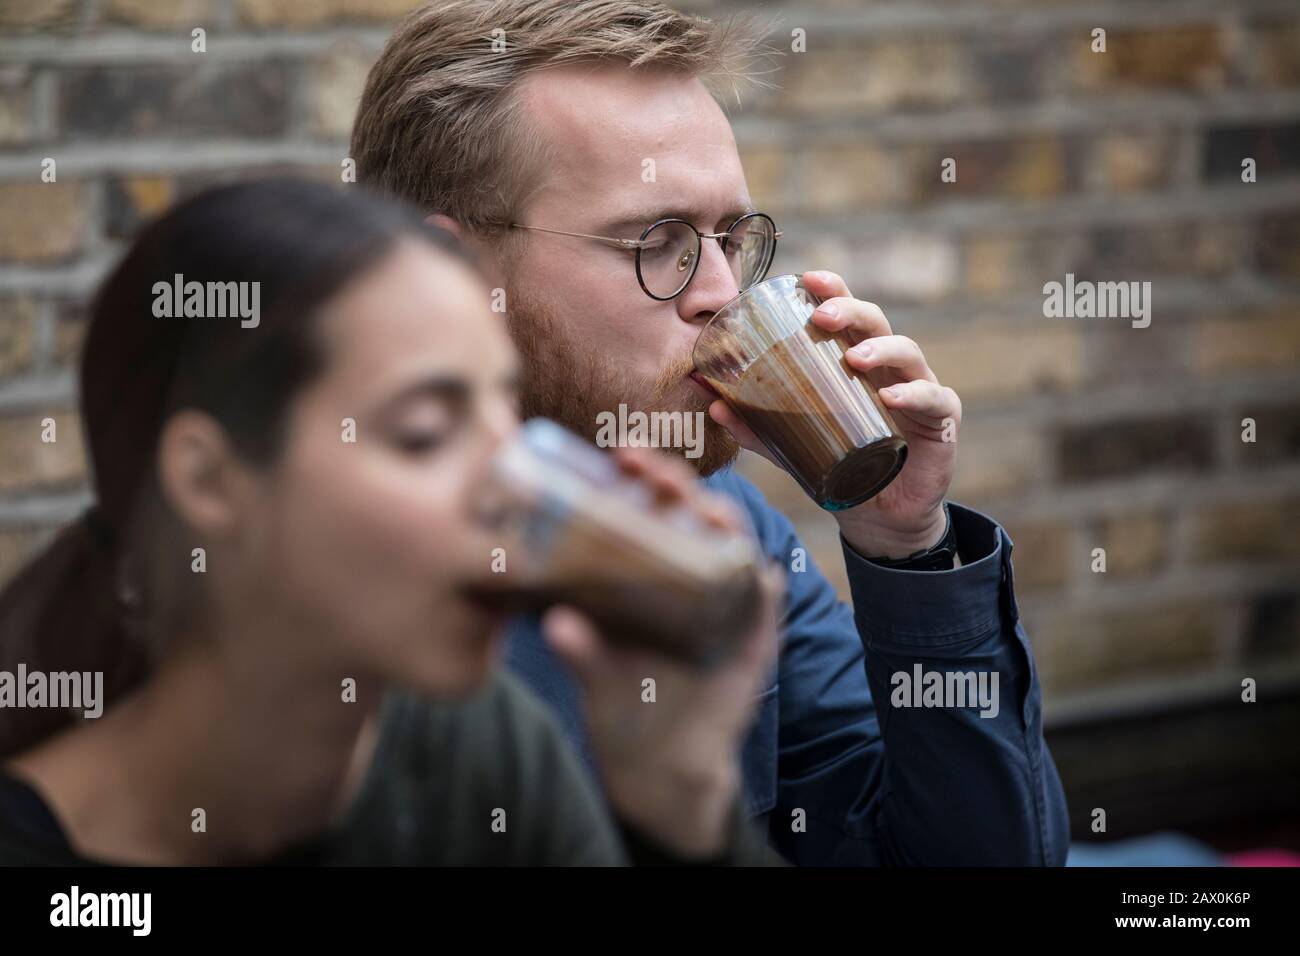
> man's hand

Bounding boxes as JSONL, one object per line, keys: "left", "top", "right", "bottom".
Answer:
{"left": 542, "top": 445, "right": 782, "bottom": 859}
{"left": 708, "top": 269, "right": 960, "bottom": 560}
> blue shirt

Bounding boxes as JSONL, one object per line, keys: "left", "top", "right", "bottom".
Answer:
{"left": 504, "top": 466, "right": 1071, "bottom": 866}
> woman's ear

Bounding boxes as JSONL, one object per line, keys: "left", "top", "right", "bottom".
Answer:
{"left": 155, "top": 410, "right": 254, "bottom": 541}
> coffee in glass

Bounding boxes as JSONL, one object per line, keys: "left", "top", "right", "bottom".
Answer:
{"left": 459, "top": 418, "right": 763, "bottom": 666}
{"left": 692, "top": 273, "right": 907, "bottom": 511}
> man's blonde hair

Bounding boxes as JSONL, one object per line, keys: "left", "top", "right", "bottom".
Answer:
{"left": 351, "top": 0, "right": 773, "bottom": 237}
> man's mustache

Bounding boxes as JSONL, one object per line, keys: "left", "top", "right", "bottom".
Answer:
{"left": 651, "top": 354, "right": 702, "bottom": 399}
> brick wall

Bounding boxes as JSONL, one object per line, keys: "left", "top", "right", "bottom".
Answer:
{"left": 1, "top": 0, "right": 1297, "bottom": 720}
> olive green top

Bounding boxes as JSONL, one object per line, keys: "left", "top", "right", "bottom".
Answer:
{"left": 0, "top": 672, "right": 778, "bottom": 867}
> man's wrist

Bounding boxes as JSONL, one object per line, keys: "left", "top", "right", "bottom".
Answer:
{"left": 837, "top": 504, "right": 948, "bottom": 561}
{"left": 861, "top": 504, "right": 960, "bottom": 571}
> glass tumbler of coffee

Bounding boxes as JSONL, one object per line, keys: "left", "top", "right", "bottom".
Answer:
{"left": 460, "top": 418, "right": 764, "bottom": 666}
{"left": 692, "top": 273, "right": 907, "bottom": 511}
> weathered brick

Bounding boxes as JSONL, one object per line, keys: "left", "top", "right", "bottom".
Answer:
{"left": 921, "top": 319, "right": 1083, "bottom": 400}
{"left": 0, "top": 0, "right": 78, "bottom": 30}
{"left": 181, "top": 164, "right": 340, "bottom": 196}
{"left": 1036, "top": 603, "right": 1220, "bottom": 694}
{"left": 736, "top": 144, "right": 788, "bottom": 212}
{"left": 105, "top": 175, "right": 178, "bottom": 240}
{"left": 238, "top": 0, "right": 421, "bottom": 28}
{"left": 962, "top": 233, "right": 1032, "bottom": 301}
{"left": 59, "top": 63, "right": 292, "bottom": 139}
{"left": 776, "top": 235, "right": 847, "bottom": 288}
{"left": 1189, "top": 498, "right": 1300, "bottom": 564}
{"left": 1094, "top": 511, "right": 1169, "bottom": 577}
{"left": 947, "top": 420, "right": 1047, "bottom": 503}
{"left": 1084, "top": 311, "right": 1190, "bottom": 387}
{"left": 308, "top": 42, "right": 375, "bottom": 139}
{"left": 0, "top": 182, "right": 87, "bottom": 264}
{"left": 1203, "top": 122, "right": 1300, "bottom": 182}
{"left": 853, "top": 233, "right": 959, "bottom": 304}
{"left": 1193, "top": 307, "right": 1300, "bottom": 376}
{"left": 1077, "top": 220, "right": 1238, "bottom": 279}
{"left": 0, "top": 65, "right": 34, "bottom": 146}
{"left": 0, "top": 410, "right": 86, "bottom": 494}
{"left": 1250, "top": 19, "right": 1300, "bottom": 87}
{"left": 105, "top": 0, "right": 219, "bottom": 28}
{"left": 1094, "top": 130, "right": 1180, "bottom": 193}
{"left": 804, "top": 143, "right": 900, "bottom": 213}
{"left": 960, "top": 229, "right": 1068, "bottom": 301}
{"left": 967, "top": 35, "right": 1046, "bottom": 104}
{"left": 1256, "top": 213, "right": 1300, "bottom": 279}
{"left": 54, "top": 299, "right": 88, "bottom": 368}
{"left": 1237, "top": 402, "right": 1300, "bottom": 468}
{"left": 0, "top": 296, "right": 37, "bottom": 377}
{"left": 909, "top": 135, "right": 1080, "bottom": 202}
{"left": 781, "top": 49, "right": 873, "bottom": 115}
{"left": 782, "top": 39, "right": 970, "bottom": 115}
{"left": 1057, "top": 416, "right": 1215, "bottom": 483}
{"left": 104, "top": 167, "right": 344, "bottom": 242}
{"left": 1003, "top": 520, "right": 1070, "bottom": 590}
{"left": 1072, "top": 25, "right": 1228, "bottom": 92}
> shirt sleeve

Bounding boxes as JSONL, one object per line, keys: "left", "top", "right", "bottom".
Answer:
{"left": 731, "top": 473, "right": 1070, "bottom": 865}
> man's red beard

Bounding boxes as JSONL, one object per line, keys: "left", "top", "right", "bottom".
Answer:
{"left": 503, "top": 288, "right": 740, "bottom": 476}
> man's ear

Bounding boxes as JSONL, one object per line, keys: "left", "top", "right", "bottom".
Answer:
{"left": 426, "top": 212, "right": 462, "bottom": 240}
{"left": 425, "top": 213, "right": 507, "bottom": 290}
{"left": 155, "top": 410, "right": 254, "bottom": 541}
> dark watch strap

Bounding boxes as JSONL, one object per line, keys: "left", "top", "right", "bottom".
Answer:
{"left": 863, "top": 505, "right": 958, "bottom": 571}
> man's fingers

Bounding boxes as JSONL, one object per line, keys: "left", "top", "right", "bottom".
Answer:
{"left": 879, "top": 379, "right": 962, "bottom": 423}
{"left": 801, "top": 269, "right": 853, "bottom": 301}
{"left": 845, "top": 334, "right": 936, "bottom": 384}
{"left": 809, "top": 295, "right": 893, "bottom": 341}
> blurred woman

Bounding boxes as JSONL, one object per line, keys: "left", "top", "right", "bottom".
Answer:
{"left": 0, "top": 180, "right": 777, "bottom": 865}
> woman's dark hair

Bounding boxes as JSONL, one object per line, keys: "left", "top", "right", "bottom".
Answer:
{"left": 0, "top": 178, "right": 471, "bottom": 757}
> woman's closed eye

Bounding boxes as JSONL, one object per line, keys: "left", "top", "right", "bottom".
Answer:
{"left": 393, "top": 429, "right": 447, "bottom": 454}
{"left": 389, "top": 401, "right": 458, "bottom": 455}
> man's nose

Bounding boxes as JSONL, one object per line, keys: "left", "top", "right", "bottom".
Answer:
{"left": 676, "top": 237, "right": 739, "bottom": 325}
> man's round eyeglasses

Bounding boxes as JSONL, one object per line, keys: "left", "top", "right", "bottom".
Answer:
{"left": 511, "top": 212, "right": 781, "bottom": 301}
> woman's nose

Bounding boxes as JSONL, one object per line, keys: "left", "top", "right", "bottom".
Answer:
{"left": 481, "top": 392, "right": 520, "bottom": 451}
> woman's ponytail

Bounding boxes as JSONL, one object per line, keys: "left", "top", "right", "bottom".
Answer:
{"left": 0, "top": 510, "right": 146, "bottom": 758}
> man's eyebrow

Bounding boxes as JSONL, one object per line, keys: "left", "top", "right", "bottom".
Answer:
{"left": 599, "top": 203, "right": 757, "bottom": 234}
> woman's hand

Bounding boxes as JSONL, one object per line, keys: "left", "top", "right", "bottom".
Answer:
{"left": 542, "top": 445, "right": 782, "bottom": 858}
